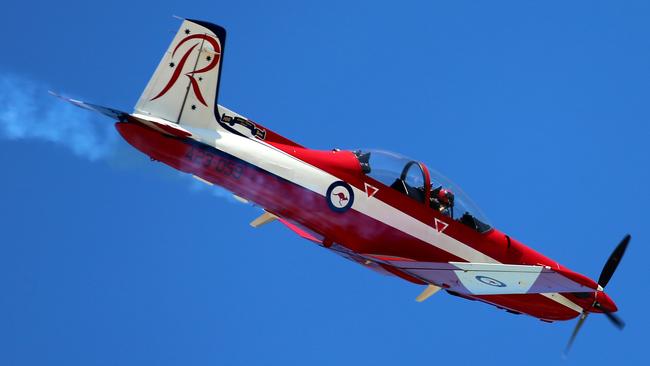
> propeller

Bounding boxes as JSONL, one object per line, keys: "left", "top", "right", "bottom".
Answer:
{"left": 564, "top": 312, "right": 588, "bottom": 355}
{"left": 563, "top": 234, "right": 630, "bottom": 355}
{"left": 598, "top": 234, "right": 631, "bottom": 288}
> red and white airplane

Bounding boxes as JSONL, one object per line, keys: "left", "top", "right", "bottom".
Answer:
{"left": 56, "top": 19, "right": 629, "bottom": 352}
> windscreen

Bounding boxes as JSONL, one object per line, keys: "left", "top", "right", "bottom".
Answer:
{"left": 355, "top": 149, "right": 491, "bottom": 232}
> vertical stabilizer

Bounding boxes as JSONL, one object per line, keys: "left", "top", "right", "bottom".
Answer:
{"left": 134, "top": 19, "right": 226, "bottom": 130}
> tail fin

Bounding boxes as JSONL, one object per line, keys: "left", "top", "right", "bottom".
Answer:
{"left": 134, "top": 19, "right": 226, "bottom": 130}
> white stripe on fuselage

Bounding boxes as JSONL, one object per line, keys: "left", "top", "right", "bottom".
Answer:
{"left": 182, "top": 123, "right": 582, "bottom": 316}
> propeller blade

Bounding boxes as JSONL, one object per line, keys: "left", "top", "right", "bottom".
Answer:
{"left": 598, "top": 234, "right": 631, "bottom": 288}
{"left": 602, "top": 311, "right": 625, "bottom": 330}
{"left": 594, "top": 302, "right": 625, "bottom": 330}
{"left": 564, "top": 312, "right": 588, "bottom": 356}
{"left": 594, "top": 302, "right": 626, "bottom": 330}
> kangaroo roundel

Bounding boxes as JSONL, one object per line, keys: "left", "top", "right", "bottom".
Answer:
{"left": 326, "top": 181, "right": 354, "bottom": 212}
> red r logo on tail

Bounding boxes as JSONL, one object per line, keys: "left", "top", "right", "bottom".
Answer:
{"left": 150, "top": 34, "right": 221, "bottom": 106}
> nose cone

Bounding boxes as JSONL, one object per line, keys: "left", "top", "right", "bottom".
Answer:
{"left": 594, "top": 292, "right": 618, "bottom": 313}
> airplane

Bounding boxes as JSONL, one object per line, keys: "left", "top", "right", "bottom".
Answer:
{"left": 53, "top": 18, "right": 629, "bottom": 353}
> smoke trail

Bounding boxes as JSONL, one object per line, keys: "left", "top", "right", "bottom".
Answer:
{"left": 0, "top": 72, "right": 241, "bottom": 203}
{"left": 0, "top": 73, "right": 117, "bottom": 160}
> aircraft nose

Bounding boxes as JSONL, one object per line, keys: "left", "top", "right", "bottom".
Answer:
{"left": 594, "top": 292, "right": 618, "bottom": 313}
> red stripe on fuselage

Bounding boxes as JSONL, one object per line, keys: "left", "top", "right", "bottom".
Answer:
{"left": 270, "top": 144, "right": 567, "bottom": 267}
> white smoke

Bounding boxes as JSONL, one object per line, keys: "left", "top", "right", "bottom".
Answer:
{"left": 0, "top": 73, "right": 117, "bottom": 160}
{"left": 0, "top": 72, "right": 241, "bottom": 203}
{"left": 187, "top": 174, "right": 241, "bottom": 204}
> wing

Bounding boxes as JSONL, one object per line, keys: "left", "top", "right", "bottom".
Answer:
{"left": 365, "top": 255, "right": 599, "bottom": 295}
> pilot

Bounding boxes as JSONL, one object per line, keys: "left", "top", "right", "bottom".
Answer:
{"left": 430, "top": 187, "right": 454, "bottom": 217}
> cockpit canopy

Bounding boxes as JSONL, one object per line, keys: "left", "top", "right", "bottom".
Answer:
{"left": 354, "top": 149, "right": 491, "bottom": 233}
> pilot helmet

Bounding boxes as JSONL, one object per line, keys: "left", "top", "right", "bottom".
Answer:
{"left": 438, "top": 189, "right": 454, "bottom": 206}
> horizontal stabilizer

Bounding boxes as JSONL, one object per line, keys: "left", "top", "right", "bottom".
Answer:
{"left": 49, "top": 91, "right": 128, "bottom": 121}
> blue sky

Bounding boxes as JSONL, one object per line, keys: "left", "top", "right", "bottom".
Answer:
{"left": 1, "top": 1, "right": 648, "bottom": 365}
